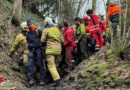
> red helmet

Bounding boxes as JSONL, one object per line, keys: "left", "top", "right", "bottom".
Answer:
{"left": 83, "top": 16, "right": 89, "bottom": 21}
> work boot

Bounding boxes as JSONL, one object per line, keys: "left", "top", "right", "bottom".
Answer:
{"left": 51, "top": 80, "right": 60, "bottom": 87}
{"left": 95, "top": 45, "right": 100, "bottom": 51}
{"left": 29, "top": 79, "right": 34, "bottom": 86}
{"left": 39, "top": 80, "right": 45, "bottom": 86}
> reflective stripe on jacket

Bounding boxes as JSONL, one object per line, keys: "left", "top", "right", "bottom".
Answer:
{"left": 41, "top": 27, "right": 64, "bottom": 55}
{"left": 10, "top": 33, "right": 28, "bottom": 55}
{"left": 89, "top": 14, "right": 100, "bottom": 34}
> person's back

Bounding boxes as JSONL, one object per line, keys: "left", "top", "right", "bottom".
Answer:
{"left": 41, "top": 17, "right": 64, "bottom": 87}
{"left": 106, "top": 3, "right": 123, "bottom": 37}
{"left": 107, "top": 4, "right": 123, "bottom": 18}
{"left": 44, "top": 27, "right": 62, "bottom": 55}
{"left": 64, "top": 26, "right": 74, "bottom": 49}
{"left": 89, "top": 14, "right": 100, "bottom": 34}
{"left": 10, "top": 33, "right": 28, "bottom": 55}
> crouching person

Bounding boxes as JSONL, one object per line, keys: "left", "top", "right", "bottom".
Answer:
{"left": 26, "top": 18, "right": 46, "bottom": 86}
{"left": 8, "top": 22, "right": 28, "bottom": 72}
{"left": 41, "top": 17, "right": 64, "bottom": 87}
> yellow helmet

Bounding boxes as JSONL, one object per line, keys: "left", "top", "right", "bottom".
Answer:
{"left": 20, "top": 22, "right": 28, "bottom": 31}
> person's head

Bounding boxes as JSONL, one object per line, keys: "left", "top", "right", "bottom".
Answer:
{"left": 26, "top": 18, "right": 33, "bottom": 30}
{"left": 106, "top": 2, "right": 112, "bottom": 7}
{"left": 86, "top": 9, "right": 93, "bottom": 17}
{"left": 63, "top": 22, "right": 69, "bottom": 29}
{"left": 83, "top": 16, "right": 89, "bottom": 24}
{"left": 44, "top": 17, "right": 54, "bottom": 27}
{"left": 74, "top": 17, "right": 81, "bottom": 26}
{"left": 20, "top": 22, "right": 28, "bottom": 35}
{"left": 59, "top": 25, "right": 64, "bottom": 33}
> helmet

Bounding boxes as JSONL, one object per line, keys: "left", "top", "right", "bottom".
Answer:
{"left": 44, "top": 17, "right": 54, "bottom": 26}
{"left": 20, "top": 22, "right": 28, "bottom": 31}
{"left": 83, "top": 16, "right": 89, "bottom": 21}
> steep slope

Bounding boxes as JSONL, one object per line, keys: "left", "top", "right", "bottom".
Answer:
{"left": 0, "top": 0, "right": 44, "bottom": 89}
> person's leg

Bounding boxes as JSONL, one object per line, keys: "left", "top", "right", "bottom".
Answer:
{"left": 58, "top": 49, "right": 66, "bottom": 68}
{"left": 36, "top": 48, "right": 46, "bottom": 81}
{"left": 46, "top": 55, "right": 60, "bottom": 81}
{"left": 99, "top": 36, "right": 104, "bottom": 48}
{"left": 79, "top": 39, "right": 88, "bottom": 60}
{"left": 23, "top": 54, "right": 28, "bottom": 67}
{"left": 28, "top": 49, "right": 35, "bottom": 81}
{"left": 112, "top": 17, "right": 119, "bottom": 38}
{"left": 86, "top": 38, "right": 90, "bottom": 57}
{"left": 93, "top": 33, "right": 100, "bottom": 51}
{"left": 65, "top": 48, "right": 72, "bottom": 68}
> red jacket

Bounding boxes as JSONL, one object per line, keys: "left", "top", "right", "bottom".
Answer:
{"left": 89, "top": 14, "right": 100, "bottom": 34}
{"left": 63, "top": 27, "right": 75, "bottom": 49}
{"left": 99, "top": 20, "right": 107, "bottom": 34}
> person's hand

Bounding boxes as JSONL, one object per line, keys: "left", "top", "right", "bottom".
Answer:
{"left": 74, "top": 40, "right": 78, "bottom": 43}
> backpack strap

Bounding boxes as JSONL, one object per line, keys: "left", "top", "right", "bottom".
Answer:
{"left": 34, "top": 28, "right": 39, "bottom": 36}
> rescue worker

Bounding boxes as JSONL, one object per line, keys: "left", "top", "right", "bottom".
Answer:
{"left": 74, "top": 17, "right": 88, "bottom": 63}
{"left": 41, "top": 17, "right": 64, "bottom": 87}
{"left": 26, "top": 18, "right": 46, "bottom": 86}
{"left": 106, "top": 2, "right": 123, "bottom": 37}
{"left": 63, "top": 22, "right": 75, "bottom": 70}
{"left": 8, "top": 22, "right": 28, "bottom": 71}
{"left": 98, "top": 15, "right": 107, "bottom": 46}
{"left": 86, "top": 9, "right": 102, "bottom": 51}
{"left": 83, "top": 16, "right": 95, "bottom": 54}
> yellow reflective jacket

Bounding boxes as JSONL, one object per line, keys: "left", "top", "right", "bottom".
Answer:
{"left": 10, "top": 33, "right": 28, "bottom": 55}
{"left": 41, "top": 27, "right": 64, "bottom": 55}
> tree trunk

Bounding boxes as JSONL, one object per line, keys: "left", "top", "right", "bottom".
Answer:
{"left": 92, "top": 0, "right": 96, "bottom": 12}
{"left": 11, "top": 0, "right": 22, "bottom": 26}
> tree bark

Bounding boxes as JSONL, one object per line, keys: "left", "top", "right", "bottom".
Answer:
{"left": 11, "top": 0, "right": 22, "bottom": 26}
{"left": 92, "top": 0, "right": 96, "bottom": 12}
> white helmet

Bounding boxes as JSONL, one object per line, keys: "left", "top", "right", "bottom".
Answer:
{"left": 20, "top": 22, "right": 28, "bottom": 31}
{"left": 44, "top": 17, "right": 54, "bottom": 26}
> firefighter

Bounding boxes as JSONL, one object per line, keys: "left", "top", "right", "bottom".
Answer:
{"left": 41, "top": 17, "right": 64, "bottom": 87}
{"left": 8, "top": 22, "right": 28, "bottom": 71}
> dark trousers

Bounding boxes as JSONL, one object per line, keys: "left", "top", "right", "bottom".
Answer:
{"left": 28, "top": 48, "right": 46, "bottom": 81}
{"left": 110, "top": 14, "right": 119, "bottom": 37}
{"left": 86, "top": 37, "right": 96, "bottom": 54}
{"left": 77, "top": 38, "right": 88, "bottom": 62}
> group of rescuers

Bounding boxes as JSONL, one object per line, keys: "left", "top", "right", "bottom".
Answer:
{"left": 8, "top": 2, "right": 123, "bottom": 87}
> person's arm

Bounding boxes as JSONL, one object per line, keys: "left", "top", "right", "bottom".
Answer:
{"left": 64, "top": 31, "right": 73, "bottom": 46}
{"left": 78, "top": 24, "right": 85, "bottom": 41}
{"left": 9, "top": 35, "right": 20, "bottom": 56}
{"left": 38, "top": 29, "right": 42, "bottom": 38}
{"left": 41, "top": 28, "right": 48, "bottom": 44}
